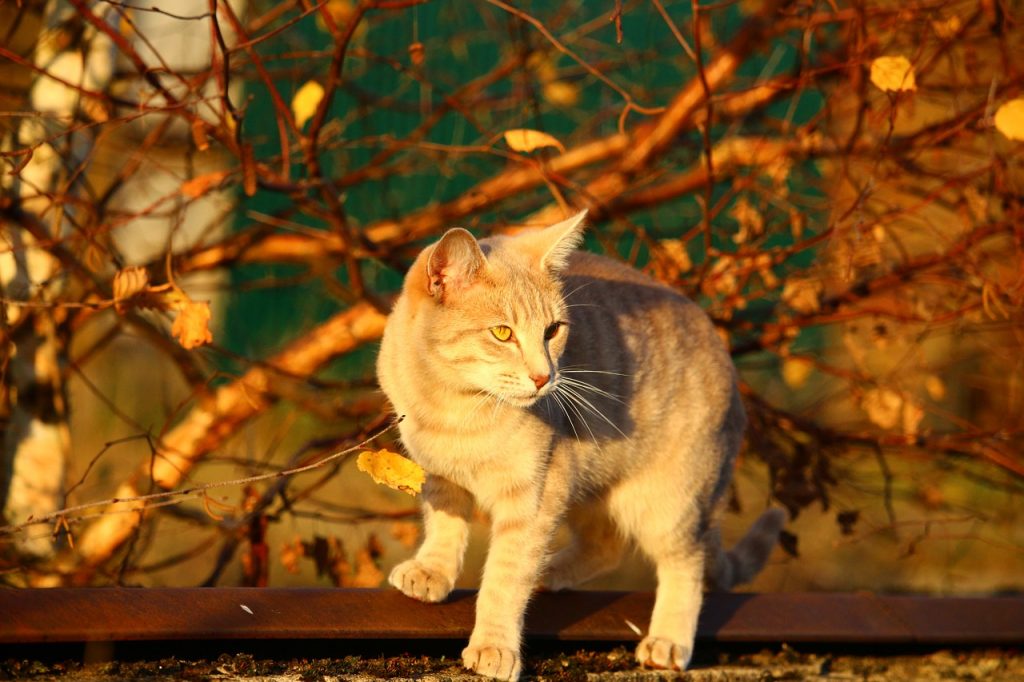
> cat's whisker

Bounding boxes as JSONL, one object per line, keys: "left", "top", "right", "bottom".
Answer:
{"left": 558, "top": 376, "right": 624, "bottom": 403}
{"left": 553, "top": 386, "right": 597, "bottom": 443}
{"left": 561, "top": 280, "right": 597, "bottom": 302}
{"left": 549, "top": 391, "right": 582, "bottom": 444}
{"left": 560, "top": 366, "right": 632, "bottom": 378}
{"left": 556, "top": 382, "right": 630, "bottom": 441}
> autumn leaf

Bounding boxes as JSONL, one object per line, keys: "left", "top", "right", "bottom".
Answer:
{"left": 924, "top": 375, "right": 946, "bottom": 401}
{"left": 390, "top": 521, "right": 420, "bottom": 548}
{"left": 181, "top": 170, "right": 229, "bottom": 198}
{"left": 869, "top": 56, "right": 916, "bottom": 93}
{"left": 170, "top": 296, "right": 214, "bottom": 350}
{"left": 503, "top": 128, "right": 566, "bottom": 154}
{"left": 994, "top": 98, "right": 1024, "bottom": 141}
{"left": 781, "top": 357, "right": 814, "bottom": 389}
{"left": 861, "top": 387, "right": 902, "bottom": 430}
{"left": 357, "top": 448, "right": 425, "bottom": 496}
{"left": 292, "top": 80, "right": 325, "bottom": 129}
{"left": 542, "top": 81, "right": 579, "bottom": 107}
{"left": 112, "top": 266, "right": 150, "bottom": 312}
{"left": 781, "top": 277, "right": 822, "bottom": 314}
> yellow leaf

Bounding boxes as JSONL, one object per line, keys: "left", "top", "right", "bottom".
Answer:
{"left": 862, "top": 387, "right": 902, "bottom": 430}
{"left": 357, "top": 449, "right": 425, "bottom": 496}
{"left": 181, "top": 171, "right": 229, "bottom": 199}
{"left": 781, "top": 277, "right": 822, "bottom": 314}
{"left": 869, "top": 56, "right": 916, "bottom": 93}
{"left": 542, "top": 81, "right": 579, "bottom": 107}
{"left": 932, "top": 16, "right": 961, "bottom": 39}
{"left": 503, "top": 128, "right": 566, "bottom": 154}
{"left": 170, "top": 297, "right": 213, "bottom": 350}
{"left": 113, "top": 266, "right": 150, "bottom": 304}
{"left": 292, "top": 80, "right": 325, "bottom": 129}
{"left": 994, "top": 98, "right": 1024, "bottom": 141}
{"left": 781, "top": 357, "right": 814, "bottom": 389}
{"left": 924, "top": 375, "right": 946, "bottom": 401}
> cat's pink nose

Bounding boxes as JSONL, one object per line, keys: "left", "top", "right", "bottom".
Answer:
{"left": 531, "top": 374, "right": 549, "bottom": 390}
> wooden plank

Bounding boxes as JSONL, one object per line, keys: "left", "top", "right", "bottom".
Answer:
{"left": 2, "top": 589, "right": 1023, "bottom": 645}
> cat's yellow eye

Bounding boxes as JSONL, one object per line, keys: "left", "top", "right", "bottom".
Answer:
{"left": 490, "top": 325, "right": 513, "bottom": 342}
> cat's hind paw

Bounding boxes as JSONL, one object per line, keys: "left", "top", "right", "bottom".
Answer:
{"left": 462, "top": 643, "right": 521, "bottom": 681}
{"left": 388, "top": 559, "right": 452, "bottom": 603}
{"left": 635, "top": 636, "right": 692, "bottom": 671}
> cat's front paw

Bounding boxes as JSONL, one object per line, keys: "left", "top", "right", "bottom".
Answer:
{"left": 388, "top": 559, "right": 452, "bottom": 603}
{"left": 635, "top": 636, "right": 692, "bottom": 671}
{"left": 462, "top": 643, "right": 521, "bottom": 681}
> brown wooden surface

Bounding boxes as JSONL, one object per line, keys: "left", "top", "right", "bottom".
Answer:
{"left": 2, "top": 589, "right": 1023, "bottom": 645}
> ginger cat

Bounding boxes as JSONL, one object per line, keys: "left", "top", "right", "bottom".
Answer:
{"left": 377, "top": 210, "right": 785, "bottom": 680}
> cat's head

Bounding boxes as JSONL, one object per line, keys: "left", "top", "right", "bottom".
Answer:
{"left": 404, "top": 210, "right": 587, "bottom": 407}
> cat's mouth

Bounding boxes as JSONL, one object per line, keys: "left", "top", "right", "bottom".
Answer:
{"left": 503, "top": 381, "right": 556, "bottom": 408}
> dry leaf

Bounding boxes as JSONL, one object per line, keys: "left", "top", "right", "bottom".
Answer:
{"left": 730, "top": 197, "right": 764, "bottom": 244}
{"left": 170, "top": 298, "right": 214, "bottom": 349}
{"left": 902, "top": 397, "right": 925, "bottom": 435}
{"left": 654, "top": 239, "right": 692, "bottom": 282}
{"left": 390, "top": 521, "right": 420, "bottom": 548}
{"left": 932, "top": 16, "right": 962, "bottom": 39}
{"left": 190, "top": 118, "right": 210, "bottom": 151}
{"left": 280, "top": 536, "right": 305, "bottom": 575}
{"left": 862, "top": 387, "right": 902, "bottom": 430}
{"left": 924, "top": 375, "right": 946, "bottom": 401}
{"left": 408, "top": 41, "right": 425, "bottom": 67}
{"left": 342, "top": 535, "right": 384, "bottom": 588}
{"left": 181, "top": 171, "right": 229, "bottom": 198}
{"left": 113, "top": 266, "right": 150, "bottom": 310}
{"left": 293, "top": 80, "right": 325, "bottom": 129}
{"left": 869, "top": 56, "right": 916, "bottom": 93}
{"left": 781, "top": 277, "right": 822, "bottom": 314}
{"left": 542, "top": 81, "right": 579, "bottom": 107}
{"left": 781, "top": 357, "right": 814, "bottom": 389}
{"left": 357, "top": 449, "right": 425, "bottom": 496}
{"left": 503, "top": 128, "right": 566, "bottom": 154}
{"left": 994, "top": 98, "right": 1024, "bottom": 141}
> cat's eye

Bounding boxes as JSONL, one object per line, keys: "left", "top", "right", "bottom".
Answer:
{"left": 544, "top": 322, "right": 564, "bottom": 341}
{"left": 490, "top": 325, "right": 513, "bottom": 342}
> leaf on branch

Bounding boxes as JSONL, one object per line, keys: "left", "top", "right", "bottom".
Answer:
{"left": 113, "top": 266, "right": 150, "bottom": 310}
{"left": 924, "top": 375, "right": 946, "bottom": 401}
{"left": 994, "top": 98, "right": 1024, "bottom": 141}
{"left": 781, "top": 277, "right": 822, "bottom": 314}
{"left": 390, "top": 521, "right": 420, "bottom": 548}
{"left": 181, "top": 171, "right": 230, "bottom": 199}
{"left": 357, "top": 449, "right": 425, "bottom": 496}
{"left": 869, "top": 56, "right": 916, "bottom": 93}
{"left": 280, "top": 536, "right": 305, "bottom": 575}
{"left": 543, "top": 81, "right": 580, "bottom": 107}
{"left": 861, "top": 387, "right": 902, "bottom": 430}
{"left": 408, "top": 41, "right": 425, "bottom": 67}
{"left": 168, "top": 292, "right": 214, "bottom": 350}
{"left": 293, "top": 80, "right": 325, "bottom": 129}
{"left": 503, "top": 128, "right": 566, "bottom": 154}
{"left": 190, "top": 118, "right": 210, "bottom": 151}
{"left": 730, "top": 197, "right": 765, "bottom": 244}
{"left": 781, "top": 357, "right": 814, "bottom": 389}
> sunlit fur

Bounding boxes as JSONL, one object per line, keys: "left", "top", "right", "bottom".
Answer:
{"left": 377, "top": 211, "right": 785, "bottom": 681}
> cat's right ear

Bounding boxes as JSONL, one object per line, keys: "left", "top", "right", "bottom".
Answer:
{"left": 426, "top": 228, "right": 487, "bottom": 302}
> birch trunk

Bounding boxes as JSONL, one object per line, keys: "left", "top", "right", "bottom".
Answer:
{"left": 1, "top": 1, "right": 115, "bottom": 560}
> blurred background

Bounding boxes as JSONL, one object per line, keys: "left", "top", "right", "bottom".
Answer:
{"left": 1, "top": 0, "right": 1022, "bottom": 594}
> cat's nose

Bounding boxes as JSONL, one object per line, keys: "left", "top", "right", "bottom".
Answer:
{"left": 530, "top": 373, "right": 550, "bottom": 390}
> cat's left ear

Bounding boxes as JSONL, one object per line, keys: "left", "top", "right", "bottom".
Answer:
{"left": 520, "top": 209, "right": 587, "bottom": 273}
{"left": 425, "top": 228, "right": 488, "bottom": 302}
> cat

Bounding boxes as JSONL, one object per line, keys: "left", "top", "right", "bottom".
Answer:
{"left": 376, "top": 210, "right": 785, "bottom": 680}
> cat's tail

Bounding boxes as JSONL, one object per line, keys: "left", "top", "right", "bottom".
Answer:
{"left": 705, "top": 508, "right": 787, "bottom": 590}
